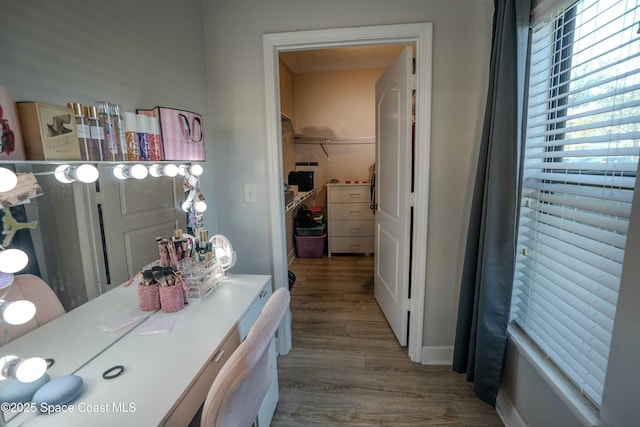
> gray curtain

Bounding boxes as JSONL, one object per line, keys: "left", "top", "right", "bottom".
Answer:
{"left": 452, "top": 0, "right": 531, "bottom": 407}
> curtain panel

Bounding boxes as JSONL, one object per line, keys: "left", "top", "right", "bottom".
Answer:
{"left": 452, "top": 0, "right": 531, "bottom": 407}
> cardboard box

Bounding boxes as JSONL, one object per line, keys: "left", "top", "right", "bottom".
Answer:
{"left": 0, "top": 86, "right": 26, "bottom": 160}
{"left": 137, "top": 107, "right": 205, "bottom": 161}
{"left": 17, "top": 102, "right": 81, "bottom": 160}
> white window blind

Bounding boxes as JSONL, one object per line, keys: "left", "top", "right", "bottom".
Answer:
{"left": 511, "top": 0, "right": 640, "bottom": 407}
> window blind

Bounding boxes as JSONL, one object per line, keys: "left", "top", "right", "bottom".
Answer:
{"left": 511, "top": 0, "right": 640, "bottom": 407}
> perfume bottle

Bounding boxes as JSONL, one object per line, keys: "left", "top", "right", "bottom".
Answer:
{"left": 84, "top": 105, "right": 104, "bottom": 161}
{"left": 136, "top": 114, "right": 150, "bottom": 161}
{"left": 110, "top": 103, "right": 127, "bottom": 161}
{"left": 148, "top": 116, "right": 163, "bottom": 161}
{"left": 68, "top": 102, "right": 91, "bottom": 161}
{"left": 97, "top": 101, "right": 118, "bottom": 161}
{"left": 123, "top": 112, "right": 139, "bottom": 161}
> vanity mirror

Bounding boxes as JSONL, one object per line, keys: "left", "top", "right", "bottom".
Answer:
{"left": 0, "top": 162, "right": 187, "bottom": 312}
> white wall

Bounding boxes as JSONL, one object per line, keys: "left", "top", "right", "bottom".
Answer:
{"left": 203, "top": 0, "right": 494, "bottom": 351}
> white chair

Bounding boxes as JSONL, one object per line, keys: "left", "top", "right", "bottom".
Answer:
{"left": 2, "top": 274, "right": 65, "bottom": 342}
{"left": 200, "top": 287, "right": 290, "bottom": 427}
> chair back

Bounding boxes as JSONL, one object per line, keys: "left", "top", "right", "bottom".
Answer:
{"left": 2, "top": 274, "right": 65, "bottom": 342}
{"left": 200, "top": 287, "right": 290, "bottom": 427}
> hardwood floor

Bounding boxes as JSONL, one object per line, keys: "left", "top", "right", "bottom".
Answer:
{"left": 271, "top": 255, "right": 503, "bottom": 427}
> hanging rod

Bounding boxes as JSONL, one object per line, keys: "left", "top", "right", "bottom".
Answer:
{"left": 294, "top": 136, "right": 375, "bottom": 144}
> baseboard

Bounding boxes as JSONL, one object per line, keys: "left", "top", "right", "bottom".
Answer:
{"left": 496, "top": 388, "right": 528, "bottom": 427}
{"left": 420, "top": 345, "right": 453, "bottom": 365}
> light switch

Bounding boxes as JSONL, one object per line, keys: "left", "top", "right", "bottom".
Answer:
{"left": 244, "top": 183, "right": 257, "bottom": 203}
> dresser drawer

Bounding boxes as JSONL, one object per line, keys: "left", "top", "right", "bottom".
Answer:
{"left": 238, "top": 279, "right": 272, "bottom": 340}
{"left": 330, "top": 203, "right": 374, "bottom": 220}
{"left": 163, "top": 326, "right": 241, "bottom": 426}
{"left": 330, "top": 236, "right": 375, "bottom": 254}
{"left": 330, "top": 219, "right": 374, "bottom": 237}
{"left": 328, "top": 186, "right": 370, "bottom": 203}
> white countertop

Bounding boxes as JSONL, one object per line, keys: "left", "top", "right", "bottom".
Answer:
{"left": 3, "top": 274, "right": 271, "bottom": 426}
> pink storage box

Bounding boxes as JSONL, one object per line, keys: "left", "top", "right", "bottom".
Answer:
{"left": 137, "top": 106, "right": 205, "bottom": 161}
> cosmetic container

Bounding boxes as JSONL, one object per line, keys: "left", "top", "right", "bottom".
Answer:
{"left": 111, "top": 104, "right": 127, "bottom": 161}
{"left": 136, "top": 114, "right": 150, "bottom": 161}
{"left": 84, "top": 105, "right": 104, "bottom": 161}
{"left": 123, "top": 112, "right": 140, "bottom": 161}
{"left": 68, "top": 102, "right": 91, "bottom": 161}
{"left": 148, "top": 116, "right": 163, "bottom": 161}
{"left": 97, "top": 101, "right": 118, "bottom": 161}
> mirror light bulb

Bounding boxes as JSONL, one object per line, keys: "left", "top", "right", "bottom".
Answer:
{"left": 164, "top": 164, "right": 178, "bottom": 177}
{"left": 0, "top": 168, "right": 18, "bottom": 192}
{"left": 15, "top": 357, "right": 47, "bottom": 383}
{"left": 75, "top": 164, "right": 99, "bottom": 183}
{"left": 54, "top": 165, "right": 73, "bottom": 184}
{"left": 195, "top": 200, "right": 207, "bottom": 212}
{"left": 131, "top": 164, "right": 148, "bottom": 179}
{"left": 149, "top": 164, "right": 162, "bottom": 178}
{"left": 0, "top": 249, "right": 29, "bottom": 273}
{"left": 190, "top": 164, "right": 203, "bottom": 176}
{"left": 2, "top": 300, "right": 36, "bottom": 325}
{"left": 0, "top": 355, "right": 19, "bottom": 380}
{"left": 113, "top": 164, "right": 127, "bottom": 180}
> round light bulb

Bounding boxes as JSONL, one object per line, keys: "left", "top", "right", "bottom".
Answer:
{"left": 75, "top": 164, "right": 99, "bottom": 183}
{"left": 178, "top": 165, "right": 188, "bottom": 176}
{"left": 164, "top": 164, "right": 178, "bottom": 177}
{"left": 0, "top": 168, "right": 18, "bottom": 192}
{"left": 0, "top": 249, "right": 29, "bottom": 273}
{"left": 54, "top": 165, "right": 73, "bottom": 184}
{"left": 190, "top": 164, "right": 203, "bottom": 176}
{"left": 130, "top": 164, "right": 148, "bottom": 180}
{"left": 0, "top": 272, "right": 14, "bottom": 289}
{"left": 149, "top": 164, "right": 162, "bottom": 178}
{"left": 15, "top": 357, "right": 47, "bottom": 383}
{"left": 195, "top": 200, "right": 207, "bottom": 213}
{"left": 2, "top": 300, "right": 36, "bottom": 325}
{"left": 113, "top": 164, "right": 127, "bottom": 180}
{"left": 0, "top": 355, "right": 19, "bottom": 380}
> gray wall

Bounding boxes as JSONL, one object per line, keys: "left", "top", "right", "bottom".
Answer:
{"left": 202, "top": 0, "right": 494, "bottom": 351}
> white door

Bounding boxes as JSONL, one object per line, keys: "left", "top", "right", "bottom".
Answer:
{"left": 374, "top": 47, "right": 413, "bottom": 346}
{"left": 97, "top": 167, "right": 185, "bottom": 290}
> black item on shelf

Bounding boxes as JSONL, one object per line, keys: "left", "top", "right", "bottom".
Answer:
{"left": 288, "top": 171, "right": 314, "bottom": 191}
{"left": 295, "top": 205, "right": 319, "bottom": 228}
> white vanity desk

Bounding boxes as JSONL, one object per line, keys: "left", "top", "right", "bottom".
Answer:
{"left": 4, "top": 274, "right": 276, "bottom": 427}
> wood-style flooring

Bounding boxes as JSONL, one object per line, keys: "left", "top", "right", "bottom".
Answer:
{"left": 271, "top": 255, "right": 503, "bottom": 427}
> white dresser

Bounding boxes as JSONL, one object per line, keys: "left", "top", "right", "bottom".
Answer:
{"left": 326, "top": 183, "right": 375, "bottom": 256}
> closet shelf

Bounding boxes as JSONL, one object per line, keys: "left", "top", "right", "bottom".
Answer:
{"left": 285, "top": 188, "right": 317, "bottom": 213}
{"left": 294, "top": 136, "right": 375, "bottom": 159}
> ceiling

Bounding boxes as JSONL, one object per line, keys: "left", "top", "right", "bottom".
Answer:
{"left": 279, "top": 44, "right": 411, "bottom": 74}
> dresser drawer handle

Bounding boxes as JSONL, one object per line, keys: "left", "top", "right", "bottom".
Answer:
{"left": 350, "top": 244, "right": 361, "bottom": 250}
{"left": 259, "top": 290, "right": 267, "bottom": 298}
{"left": 349, "top": 193, "right": 362, "bottom": 199}
{"left": 349, "top": 227, "right": 361, "bottom": 234}
{"left": 213, "top": 350, "right": 225, "bottom": 363}
{"left": 349, "top": 211, "right": 361, "bottom": 216}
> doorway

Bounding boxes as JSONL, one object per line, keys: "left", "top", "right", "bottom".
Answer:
{"left": 263, "top": 23, "right": 432, "bottom": 363}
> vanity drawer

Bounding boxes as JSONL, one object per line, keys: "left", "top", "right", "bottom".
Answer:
{"left": 328, "top": 185, "right": 370, "bottom": 203}
{"left": 330, "top": 219, "right": 374, "bottom": 237}
{"left": 329, "top": 203, "right": 374, "bottom": 220}
{"left": 330, "top": 236, "right": 375, "bottom": 254}
{"left": 238, "top": 280, "right": 272, "bottom": 340}
{"left": 163, "top": 326, "right": 241, "bottom": 427}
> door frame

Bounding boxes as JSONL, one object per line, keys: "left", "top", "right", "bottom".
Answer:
{"left": 263, "top": 23, "right": 432, "bottom": 362}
